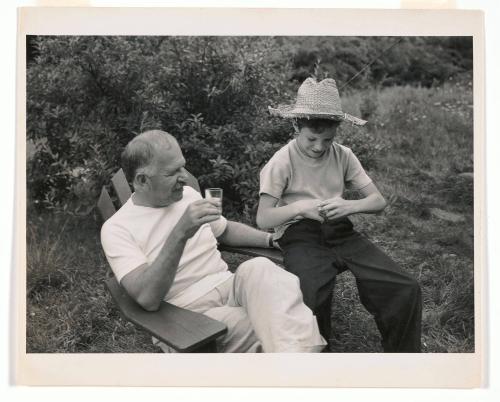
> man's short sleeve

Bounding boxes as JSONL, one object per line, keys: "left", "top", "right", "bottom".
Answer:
{"left": 344, "top": 148, "right": 372, "bottom": 191}
{"left": 209, "top": 215, "right": 228, "bottom": 238}
{"left": 101, "top": 222, "right": 148, "bottom": 283}
{"left": 259, "top": 153, "right": 289, "bottom": 200}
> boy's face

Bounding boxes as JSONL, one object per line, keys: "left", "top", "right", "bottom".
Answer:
{"left": 296, "top": 125, "right": 338, "bottom": 158}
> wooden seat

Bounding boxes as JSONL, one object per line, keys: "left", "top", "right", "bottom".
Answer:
{"left": 104, "top": 276, "right": 226, "bottom": 352}
{"left": 98, "top": 168, "right": 283, "bottom": 352}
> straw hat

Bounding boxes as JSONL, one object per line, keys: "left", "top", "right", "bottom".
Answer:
{"left": 268, "top": 78, "right": 367, "bottom": 126}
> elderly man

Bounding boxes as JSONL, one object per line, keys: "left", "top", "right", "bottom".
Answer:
{"left": 101, "top": 130, "right": 326, "bottom": 352}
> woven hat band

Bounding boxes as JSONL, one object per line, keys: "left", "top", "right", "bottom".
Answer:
{"left": 293, "top": 100, "right": 343, "bottom": 115}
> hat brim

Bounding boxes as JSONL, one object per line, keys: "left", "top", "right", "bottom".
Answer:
{"left": 268, "top": 105, "right": 367, "bottom": 126}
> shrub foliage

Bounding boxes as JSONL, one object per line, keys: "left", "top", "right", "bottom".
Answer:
{"left": 27, "top": 36, "right": 471, "bottom": 221}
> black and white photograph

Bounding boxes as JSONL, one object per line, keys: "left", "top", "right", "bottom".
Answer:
{"left": 16, "top": 7, "right": 484, "bottom": 387}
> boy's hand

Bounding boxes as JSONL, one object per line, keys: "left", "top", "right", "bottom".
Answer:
{"left": 271, "top": 233, "right": 282, "bottom": 250}
{"left": 294, "top": 199, "right": 325, "bottom": 223}
{"left": 318, "top": 197, "right": 355, "bottom": 221}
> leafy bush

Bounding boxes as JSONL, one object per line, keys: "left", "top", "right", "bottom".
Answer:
{"left": 27, "top": 36, "right": 468, "bottom": 221}
{"left": 285, "top": 36, "right": 472, "bottom": 89}
{"left": 336, "top": 125, "right": 389, "bottom": 172}
{"left": 27, "top": 36, "right": 291, "bottom": 220}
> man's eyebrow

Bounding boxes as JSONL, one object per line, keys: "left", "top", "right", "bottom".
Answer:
{"left": 166, "top": 161, "right": 186, "bottom": 173}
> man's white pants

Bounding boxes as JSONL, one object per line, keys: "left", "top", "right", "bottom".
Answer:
{"left": 157, "top": 257, "right": 326, "bottom": 353}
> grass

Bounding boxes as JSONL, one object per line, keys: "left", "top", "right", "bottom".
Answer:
{"left": 26, "top": 78, "right": 474, "bottom": 353}
{"left": 26, "top": 213, "right": 158, "bottom": 353}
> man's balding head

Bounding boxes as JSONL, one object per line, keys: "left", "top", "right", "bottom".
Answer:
{"left": 121, "top": 130, "right": 179, "bottom": 183}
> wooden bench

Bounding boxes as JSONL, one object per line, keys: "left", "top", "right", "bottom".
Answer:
{"left": 97, "top": 169, "right": 283, "bottom": 352}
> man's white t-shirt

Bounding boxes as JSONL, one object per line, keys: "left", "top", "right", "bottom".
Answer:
{"left": 100, "top": 185, "right": 232, "bottom": 308}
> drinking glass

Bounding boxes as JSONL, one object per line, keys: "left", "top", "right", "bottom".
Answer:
{"left": 205, "top": 188, "right": 223, "bottom": 212}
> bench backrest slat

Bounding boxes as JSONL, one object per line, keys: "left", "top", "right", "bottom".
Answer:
{"left": 185, "top": 170, "right": 201, "bottom": 193}
{"left": 97, "top": 187, "right": 116, "bottom": 222}
{"left": 111, "top": 168, "right": 132, "bottom": 207}
{"left": 98, "top": 168, "right": 201, "bottom": 222}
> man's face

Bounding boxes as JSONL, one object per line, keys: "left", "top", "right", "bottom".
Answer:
{"left": 143, "top": 142, "right": 188, "bottom": 208}
{"left": 296, "top": 125, "right": 337, "bottom": 159}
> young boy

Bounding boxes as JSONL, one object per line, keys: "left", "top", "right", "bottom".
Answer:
{"left": 257, "top": 78, "right": 422, "bottom": 352}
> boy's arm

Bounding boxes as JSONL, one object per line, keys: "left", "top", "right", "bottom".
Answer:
{"left": 256, "top": 193, "right": 324, "bottom": 230}
{"left": 318, "top": 182, "right": 387, "bottom": 221}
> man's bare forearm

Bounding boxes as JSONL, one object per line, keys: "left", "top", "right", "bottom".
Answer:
{"left": 218, "top": 220, "right": 271, "bottom": 248}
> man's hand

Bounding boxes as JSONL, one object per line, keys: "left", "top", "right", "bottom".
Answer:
{"left": 294, "top": 199, "right": 325, "bottom": 223}
{"left": 175, "top": 199, "right": 221, "bottom": 240}
{"left": 318, "top": 197, "right": 355, "bottom": 221}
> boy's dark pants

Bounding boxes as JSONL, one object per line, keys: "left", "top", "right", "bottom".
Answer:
{"left": 278, "top": 218, "right": 422, "bottom": 352}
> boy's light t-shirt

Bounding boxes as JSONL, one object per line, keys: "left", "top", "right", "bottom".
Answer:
{"left": 100, "top": 185, "right": 232, "bottom": 308}
{"left": 259, "top": 138, "right": 372, "bottom": 238}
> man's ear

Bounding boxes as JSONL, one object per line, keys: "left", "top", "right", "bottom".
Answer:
{"left": 134, "top": 173, "right": 149, "bottom": 190}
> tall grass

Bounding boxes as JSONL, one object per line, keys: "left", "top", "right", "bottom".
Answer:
{"left": 26, "top": 79, "right": 474, "bottom": 353}
{"left": 335, "top": 77, "right": 474, "bottom": 352}
{"left": 26, "top": 213, "right": 158, "bottom": 352}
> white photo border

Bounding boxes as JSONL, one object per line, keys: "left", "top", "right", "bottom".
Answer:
{"left": 15, "top": 7, "right": 485, "bottom": 387}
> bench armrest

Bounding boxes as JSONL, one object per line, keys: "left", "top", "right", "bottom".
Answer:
{"left": 105, "top": 277, "right": 227, "bottom": 352}
{"left": 218, "top": 245, "right": 283, "bottom": 265}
